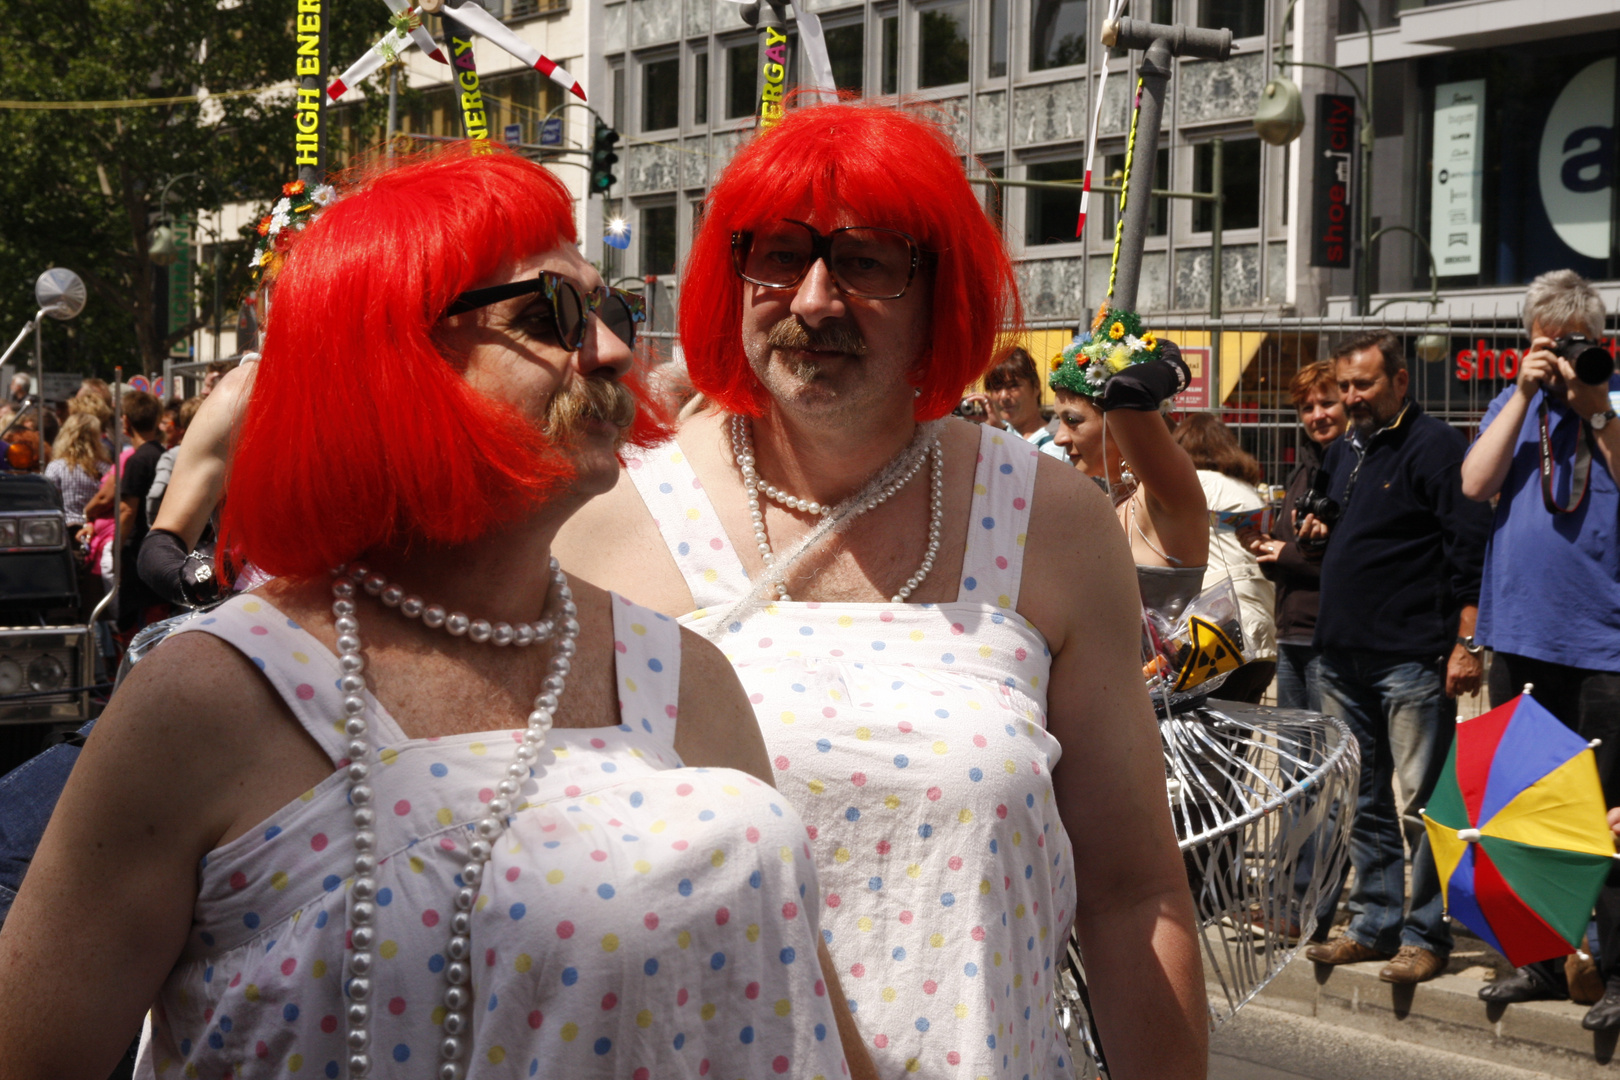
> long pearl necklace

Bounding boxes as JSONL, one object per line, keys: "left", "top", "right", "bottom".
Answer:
{"left": 729, "top": 414, "right": 944, "bottom": 603}
{"left": 333, "top": 558, "right": 578, "bottom": 1080}
{"left": 346, "top": 568, "right": 559, "bottom": 647}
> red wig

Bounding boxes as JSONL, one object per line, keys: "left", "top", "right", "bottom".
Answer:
{"left": 220, "top": 144, "right": 581, "bottom": 580}
{"left": 680, "top": 102, "right": 1023, "bottom": 422}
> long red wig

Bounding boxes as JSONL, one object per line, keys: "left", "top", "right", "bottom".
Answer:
{"left": 220, "top": 144, "right": 580, "bottom": 579}
{"left": 680, "top": 102, "right": 1022, "bottom": 422}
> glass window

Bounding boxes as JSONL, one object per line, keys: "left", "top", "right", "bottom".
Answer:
{"left": 693, "top": 51, "right": 708, "bottom": 125}
{"left": 1198, "top": 0, "right": 1263, "bottom": 38}
{"left": 726, "top": 41, "right": 758, "bottom": 119}
{"left": 642, "top": 204, "right": 677, "bottom": 275}
{"left": 1153, "top": 0, "right": 1173, "bottom": 23}
{"left": 1030, "top": 0, "right": 1085, "bottom": 72}
{"left": 1194, "top": 139, "right": 1261, "bottom": 231}
{"left": 825, "top": 23, "right": 865, "bottom": 96}
{"left": 881, "top": 15, "right": 899, "bottom": 94}
{"left": 642, "top": 56, "right": 680, "bottom": 131}
{"left": 611, "top": 63, "right": 625, "bottom": 131}
{"left": 918, "top": 2, "right": 969, "bottom": 88}
{"left": 1100, "top": 149, "right": 1168, "bottom": 238}
{"left": 1024, "top": 158, "right": 1084, "bottom": 246}
{"left": 987, "top": 0, "right": 1008, "bottom": 78}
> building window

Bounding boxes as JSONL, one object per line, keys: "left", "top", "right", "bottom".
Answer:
{"left": 881, "top": 14, "right": 899, "bottom": 94}
{"left": 987, "top": 0, "right": 1008, "bottom": 78}
{"left": 1198, "top": 0, "right": 1263, "bottom": 38}
{"left": 611, "top": 62, "right": 625, "bottom": 131}
{"left": 1030, "top": 0, "right": 1085, "bottom": 72}
{"left": 1100, "top": 149, "right": 1168, "bottom": 238}
{"left": 693, "top": 51, "right": 709, "bottom": 125}
{"left": 1193, "top": 138, "right": 1260, "bottom": 231}
{"left": 825, "top": 23, "right": 865, "bottom": 96}
{"left": 1024, "top": 158, "right": 1084, "bottom": 246}
{"left": 918, "top": 2, "right": 969, "bottom": 88}
{"left": 642, "top": 56, "right": 680, "bottom": 131}
{"left": 642, "top": 204, "right": 677, "bottom": 275}
{"left": 726, "top": 40, "right": 759, "bottom": 119}
{"left": 1154, "top": 0, "right": 1173, "bottom": 23}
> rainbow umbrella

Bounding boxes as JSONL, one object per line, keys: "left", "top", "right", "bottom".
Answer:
{"left": 1422, "top": 692, "right": 1614, "bottom": 967}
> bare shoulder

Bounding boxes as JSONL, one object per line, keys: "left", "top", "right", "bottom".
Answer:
{"left": 554, "top": 448, "right": 696, "bottom": 618}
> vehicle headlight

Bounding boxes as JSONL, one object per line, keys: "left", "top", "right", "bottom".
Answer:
{"left": 0, "top": 658, "right": 21, "bottom": 695}
{"left": 26, "top": 654, "right": 66, "bottom": 692}
{"left": 0, "top": 521, "right": 15, "bottom": 547}
{"left": 19, "top": 516, "right": 63, "bottom": 548}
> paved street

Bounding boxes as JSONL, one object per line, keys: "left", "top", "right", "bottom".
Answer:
{"left": 1209, "top": 1002, "right": 1556, "bottom": 1080}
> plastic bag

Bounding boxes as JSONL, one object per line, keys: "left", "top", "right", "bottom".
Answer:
{"left": 1142, "top": 576, "right": 1248, "bottom": 708}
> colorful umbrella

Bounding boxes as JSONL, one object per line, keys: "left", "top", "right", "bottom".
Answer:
{"left": 1422, "top": 691, "right": 1615, "bottom": 967}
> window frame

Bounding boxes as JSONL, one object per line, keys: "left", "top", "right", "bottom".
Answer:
{"left": 637, "top": 199, "right": 680, "bottom": 278}
{"left": 913, "top": 0, "right": 973, "bottom": 92}
{"left": 1025, "top": 0, "right": 1089, "bottom": 77}
{"left": 638, "top": 49, "right": 681, "bottom": 135}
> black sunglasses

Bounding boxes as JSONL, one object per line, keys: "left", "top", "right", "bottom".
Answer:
{"left": 445, "top": 272, "right": 646, "bottom": 351}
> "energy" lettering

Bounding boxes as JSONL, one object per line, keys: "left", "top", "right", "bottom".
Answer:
{"left": 759, "top": 26, "right": 787, "bottom": 128}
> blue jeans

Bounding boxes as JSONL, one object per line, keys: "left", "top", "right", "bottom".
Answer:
{"left": 1319, "top": 649, "right": 1455, "bottom": 955}
{"left": 1275, "top": 642, "right": 1323, "bottom": 712}
{"left": 0, "top": 722, "right": 92, "bottom": 927}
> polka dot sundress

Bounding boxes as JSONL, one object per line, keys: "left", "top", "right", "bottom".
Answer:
{"left": 136, "top": 592, "right": 850, "bottom": 1080}
{"left": 626, "top": 424, "right": 1078, "bottom": 1080}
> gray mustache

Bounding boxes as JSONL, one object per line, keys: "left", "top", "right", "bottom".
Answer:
{"left": 765, "top": 317, "right": 868, "bottom": 356}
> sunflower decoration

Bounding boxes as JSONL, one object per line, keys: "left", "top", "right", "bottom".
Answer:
{"left": 250, "top": 178, "right": 339, "bottom": 285}
{"left": 1048, "top": 306, "right": 1163, "bottom": 398}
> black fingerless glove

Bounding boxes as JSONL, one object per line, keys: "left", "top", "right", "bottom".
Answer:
{"left": 1100, "top": 341, "right": 1191, "bottom": 412}
{"left": 138, "top": 528, "right": 222, "bottom": 608}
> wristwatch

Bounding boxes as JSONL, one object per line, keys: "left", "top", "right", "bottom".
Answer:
{"left": 1590, "top": 408, "right": 1617, "bottom": 431}
{"left": 1456, "top": 635, "right": 1484, "bottom": 656}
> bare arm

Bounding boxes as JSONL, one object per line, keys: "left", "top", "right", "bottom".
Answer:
{"left": 81, "top": 467, "right": 116, "bottom": 521}
{"left": 1022, "top": 463, "right": 1207, "bottom": 1080}
{"left": 1109, "top": 410, "right": 1209, "bottom": 567}
{"left": 150, "top": 363, "right": 255, "bottom": 549}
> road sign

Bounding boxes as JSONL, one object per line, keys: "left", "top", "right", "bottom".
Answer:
{"left": 504, "top": 123, "right": 522, "bottom": 145}
{"left": 540, "top": 117, "right": 563, "bottom": 146}
{"left": 41, "top": 373, "right": 81, "bottom": 402}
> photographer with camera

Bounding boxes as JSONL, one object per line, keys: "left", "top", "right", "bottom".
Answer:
{"left": 1299, "top": 332, "right": 1493, "bottom": 985}
{"left": 1461, "top": 270, "right": 1620, "bottom": 1027}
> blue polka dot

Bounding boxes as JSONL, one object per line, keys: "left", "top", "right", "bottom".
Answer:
{"left": 284, "top": 1003, "right": 300, "bottom": 1022}
{"left": 965, "top": 962, "right": 978, "bottom": 976}
{"left": 252, "top": 657, "right": 266, "bottom": 670}
{"left": 677, "top": 541, "right": 690, "bottom": 555}
{"left": 1025, "top": 865, "right": 1034, "bottom": 879}
{"left": 201, "top": 931, "right": 215, "bottom": 947}
{"left": 601, "top": 762, "right": 617, "bottom": 773}
{"left": 778, "top": 946, "right": 798, "bottom": 964}
{"left": 816, "top": 738, "right": 832, "bottom": 753}
{"left": 630, "top": 792, "right": 644, "bottom": 808}
{"left": 209, "top": 1032, "right": 225, "bottom": 1050}
{"left": 963, "top": 576, "right": 978, "bottom": 591}
{"left": 749, "top": 870, "right": 763, "bottom": 888}
{"left": 941, "top": 892, "right": 956, "bottom": 906}
{"left": 935, "top": 708, "right": 949, "bottom": 718}
{"left": 728, "top": 622, "right": 742, "bottom": 633}
{"left": 648, "top": 658, "right": 663, "bottom": 672}
{"left": 429, "top": 762, "right": 448, "bottom": 778}
{"left": 771, "top": 803, "right": 784, "bottom": 816}
{"left": 377, "top": 887, "right": 393, "bottom": 906}
{"left": 641, "top": 719, "right": 652, "bottom": 732}
{"left": 893, "top": 754, "right": 909, "bottom": 768}
{"left": 892, "top": 946, "right": 907, "bottom": 961}
{"left": 659, "top": 482, "right": 674, "bottom": 494}
{"left": 699, "top": 809, "right": 716, "bottom": 821}
{"left": 510, "top": 902, "right": 527, "bottom": 920}
{"left": 561, "top": 967, "right": 579, "bottom": 985}
{"left": 674, "top": 1033, "right": 686, "bottom": 1050}
{"left": 815, "top": 1023, "right": 828, "bottom": 1041}
{"left": 243, "top": 912, "right": 260, "bottom": 930}
{"left": 429, "top": 954, "right": 445, "bottom": 973}
{"left": 845, "top": 807, "right": 861, "bottom": 822}
{"left": 530, "top": 1061, "right": 539, "bottom": 1076}
{"left": 918, "top": 824, "right": 933, "bottom": 839}
{"left": 181, "top": 1039, "right": 192, "bottom": 1055}
{"left": 790, "top": 683, "right": 806, "bottom": 692}
{"left": 678, "top": 879, "right": 693, "bottom": 897}
{"left": 969, "top": 767, "right": 984, "bottom": 782}
{"left": 322, "top": 875, "right": 341, "bottom": 892}
{"left": 987, "top": 1035, "right": 997, "bottom": 1049}
{"left": 645, "top": 958, "right": 660, "bottom": 976}
{"left": 594, "top": 1037, "right": 612, "bottom": 1056}
{"left": 203, "top": 966, "right": 214, "bottom": 983}
{"left": 710, "top": 952, "right": 727, "bottom": 970}
{"left": 999, "top": 462, "right": 1014, "bottom": 474}
{"left": 871, "top": 641, "right": 886, "bottom": 651}
{"left": 1026, "top": 793, "right": 1035, "bottom": 807}
{"left": 942, "top": 653, "right": 955, "bottom": 664}
{"left": 989, "top": 838, "right": 998, "bottom": 853}
{"left": 916, "top": 1017, "right": 931, "bottom": 1032}
{"left": 264, "top": 825, "right": 282, "bottom": 841}
{"left": 869, "top": 876, "right": 883, "bottom": 891}
{"left": 982, "top": 516, "right": 996, "bottom": 529}
{"left": 739, "top": 1026, "right": 755, "bottom": 1044}
{"left": 219, "top": 1016, "right": 233, "bottom": 1033}
{"left": 393, "top": 1044, "right": 411, "bottom": 1063}
{"left": 598, "top": 884, "right": 616, "bottom": 900}
{"left": 326, "top": 1060, "right": 340, "bottom": 1078}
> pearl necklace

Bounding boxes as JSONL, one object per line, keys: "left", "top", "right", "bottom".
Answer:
{"left": 346, "top": 568, "right": 559, "bottom": 647}
{"left": 333, "top": 559, "right": 578, "bottom": 1080}
{"left": 729, "top": 414, "right": 944, "bottom": 603}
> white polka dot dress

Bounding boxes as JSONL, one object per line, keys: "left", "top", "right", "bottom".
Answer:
{"left": 136, "top": 593, "right": 849, "bottom": 1080}
{"left": 626, "top": 425, "right": 1077, "bottom": 1080}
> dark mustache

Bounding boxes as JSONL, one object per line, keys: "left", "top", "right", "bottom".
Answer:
{"left": 765, "top": 317, "right": 868, "bottom": 356}
{"left": 546, "top": 375, "right": 637, "bottom": 442}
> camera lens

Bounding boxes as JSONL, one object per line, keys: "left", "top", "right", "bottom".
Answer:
{"left": 1573, "top": 342, "right": 1615, "bottom": 386}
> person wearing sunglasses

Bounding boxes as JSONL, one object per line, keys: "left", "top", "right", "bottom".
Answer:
{"left": 0, "top": 145, "right": 874, "bottom": 1080}
{"left": 557, "top": 103, "right": 1206, "bottom": 1080}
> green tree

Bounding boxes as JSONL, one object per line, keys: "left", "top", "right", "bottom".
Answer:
{"left": 0, "top": 0, "right": 389, "bottom": 380}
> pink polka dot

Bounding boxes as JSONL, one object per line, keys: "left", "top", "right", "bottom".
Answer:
{"left": 898, "top": 911, "right": 913, "bottom": 925}
{"left": 423, "top": 909, "right": 440, "bottom": 928}
{"left": 873, "top": 1034, "right": 888, "bottom": 1049}
{"left": 556, "top": 921, "right": 575, "bottom": 939}
{"left": 715, "top": 907, "right": 730, "bottom": 926}
{"left": 745, "top": 981, "right": 760, "bottom": 999}
{"left": 635, "top": 1070, "right": 651, "bottom": 1080}
{"left": 310, "top": 833, "right": 328, "bottom": 852}
{"left": 947, "top": 1051, "right": 962, "bottom": 1065}
{"left": 675, "top": 783, "right": 694, "bottom": 796}
{"left": 710, "top": 537, "right": 724, "bottom": 550}
{"left": 745, "top": 826, "right": 761, "bottom": 843}
{"left": 257, "top": 1040, "right": 270, "bottom": 1058}
{"left": 564, "top": 785, "right": 582, "bottom": 797}
{"left": 677, "top": 988, "right": 689, "bottom": 1006}
{"left": 699, "top": 1060, "right": 711, "bottom": 1076}
{"left": 644, "top": 912, "right": 660, "bottom": 930}
{"left": 850, "top": 962, "right": 865, "bottom": 978}
{"left": 875, "top": 840, "right": 890, "bottom": 855}
{"left": 814, "top": 980, "right": 826, "bottom": 997}
{"left": 1013, "top": 496, "right": 1027, "bottom": 510}
{"left": 281, "top": 957, "right": 298, "bottom": 976}
{"left": 486, "top": 948, "right": 496, "bottom": 967}
{"left": 996, "top": 804, "right": 1009, "bottom": 819}
{"left": 851, "top": 771, "right": 869, "bottom": 787}
{"left": 591, "top": 850, "right": 608, "bottom": 862}
{"left": 394, "top": 799, "right": 411, "bottom": 816}
{"left": 950, "top": 623, "right": 965, "bottom": 635}
{"left": 773, "top": 756, "right": 789, "bottom": 771}
{"left": 826, "top": 892, "right": 841, "bottom": 908}
{"left": 926, "top": 787, "right": 942, "bottom": 801}
{"left": 995, "top": 556, "right": 1009, "bottom": 570}
{"left": 666, "top": 704, "right": 679, "bottom": 718}
{"left": 923, "top": 979, "right": 938, "bottom": 995}
{"left": 601, "top": 992, "right": 618, "bottom": 1011}
{"left": 806, "top": 825, "right": 819, "bottom": 840}
{"left": 319, "top": 1014, "right": 337, "bottom": 1034}
{"left": 295, "top": 683, "right": 315, "bottom": 700}
{"left": 590, "top": 738, "right": 606, "bottom": 749}
{"left": 822, "top": 706, "right": 837, "bottom": 717}
{"left": 439, "top": 837, "right": 457, "bottom": 851}
{"left": 758, "top": 638, "right": 772, "bottom": 649}
{"left": 229, "top": 871, "right": 248, "bottom": 890}
{"left": 672, "top": 840, "right": 689, "bottom": 851}
{"left": 879, "top": 611, "right": 894, "bottom": 622}
{"left": 506, "top": 866, "right": 521, "bottom": 882}
{"left": 388, "top": 997, "right": 406, "bottom": 1016}
{"left": 782, "top": 901, "right": 798, "bottom": 920}
{"left": 529, "top": 1010, "right": 544, "bottom": 1030}
{"left": 628, "top": 458, "right": 643, "bottom": 470}
{"left": 615, "top": 640, "right": 628, "bottom": 653}
{"left": 973, "top": 734, "right": 987, "bottom": 747}
{"left": 773, "top": 1056, "right": 791, "bottom": 1074}
{"left": 749, "top": 693, "right": 765, "bottom": 704}
{"left": 249, "top": 625, "right": 269, "bottom": 636}
{"left": 1015, "top": 647, "right": 1028, "bottom": 661}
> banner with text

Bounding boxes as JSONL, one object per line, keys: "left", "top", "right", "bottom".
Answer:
{"left": 1431, "top": 79, "right": 1485, "bottom": 277}
{"left": 1310, "top": 94, "right": 1355, "bottom": 269}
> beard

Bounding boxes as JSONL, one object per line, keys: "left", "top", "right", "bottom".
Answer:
{"left": 765, "top": 316, "right": 868, "bottom": 380}
{"left": 544, "top": 373, "right": 637, "bottom": 448}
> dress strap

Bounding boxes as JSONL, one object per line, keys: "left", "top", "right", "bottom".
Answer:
{"left": 167, "top": 595, "right": 409, "bottom": 765}
{"left": 956, "top": 424, "right": 1039, "bottom": 609}
{"left": 609, "top": 592, "right": 682, "bottom": 752}
{"left": 624, "top": 440, "right": 751, "bottom": 614}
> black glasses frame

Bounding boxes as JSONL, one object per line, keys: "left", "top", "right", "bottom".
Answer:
{"left": 729, "top": 219, "right": 931, "bottom": 300}
{"left": 445, "top": 272, "right": 647, "bottom": 351}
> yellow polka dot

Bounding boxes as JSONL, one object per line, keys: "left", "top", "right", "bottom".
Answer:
{"left": 560, "top": 1023, "right": 579, "bottom": 1042}
{"left": 651, "top": 820, "right": 667, "bottom": 833}
{"left": 637, "top": 1009, "right": 654, "bottom": 1028}
{"left": 959, "top": 808, "right": 975, "bottom": 823}
{"left": 834, "top": 847, "right": 851, "bottom": 863}
{"left": 765, "top": 604, "right": 780, "bottom": 616}
{"left": 998, "top": 593, "right": 1011, "bottom": 608}
{"left": 979, "top": 645, "right": 994, "bottom": 659}
{"left": 1016, "top": 532, "right": 1027, "bottom": 547}
{"left": 1030, "top": 675, "right": 1040, "bottom": 688}
{"left": 746, "top": 923, "right": 760, "bottom": 942}
{"left": 437, "top": 807, "right": 454, "bottom": 826}
{"left": 271, "top": 871, "right": 289, "bottom": 890}
{"left": 634, "top": 859, "right": 651, "bottom": 874}
{"left": 514, "top": 953, "right": 533, "bottom": 972}
{"left": 300, "top": 788, "right": 316, "bottom": 802}
{"left": 686, "top": 507, "right": 700, "bottom": 520}
{"left": 906, "top": 1059, "right": 922, "bottom": 1073}
{"left": 955, "top": 1003, "right": 969, "bottom": 1019}
{"left": 909, "top": 630, "right": 924, "bottom": 641}
{"left": 722, "top": 784, "right": 740, "bottom": 796}
{"left": 828, "top": 689, "right": 843, "bottom": 701}
{"left": 779, "top": 845, "right": 793, "bottom": 863}
{"left": 244, "top": 984, "right": 260, "bottom": 1002}
{"left": 380, "top": 940, "right": 398, "bottom": 960}
{"left": 710, "top": 849, "right": 726, "bottom": 867}
{"left": 241, "top": 600, "right": 262, "bottom": 613}
{"left": 808, "top": 780, "right": 826, "bottom": 795}
{"left": 311, "top": 959, "right": 327, "bottom": 978}
{"left": 780, "top": 711, "right": 796, "bottom": 724}
{"left": 855, "top": 727, "right": 871, "bottom": 741}
{"left": 701, "top": 1003, "right": 717, "bottom": 1020}
{"left": 881, "top": 987, "right": 897, "bottom": 1002}
{"left": 431, "top": 1006, "right": 446, "bottom": 1024}
{"left": 187, "top": 1064, "right": 199, "bottom": 1078}
{"left": 885, "top": 794, "right": 901, "bottom": 809}
{"left": 906, "top": 863, "right": 922, "bottom": 879}
{"left": 1014, "top": 973, "right": 1024, "bottom": 988}
{"left": 291, "top": 651, "right": 309, "bottom": 664}
{"left": 930, "top": 933, "right": 945, "bottom": 947}
{"left": 409, "top": 856, "right": 425, "bottom": 874}
{"left": 626, "top": 678, "right": 638, "bottom": 692}
{"left": 837, "top": 615, "right": 854, "bottom": 627}
{"left": 1040, "top": 925, "right": 1049, "bottom": 940}
{"left": 775, "top": 999, "right": 792, "bottom": 1017}
{"left": 992, "top": 434, "right": 1005, "bottom": 445}
{"left": 469, "top": 742, "right": 486, "bottom": 756}
{"left": 546, "top": 869, "right": 565, "bottom": 884}
{"left": 1013, "top": 831, "right": 1023, "bottom": 846}
{"left": 601, "top": 933, "right": 621, "bottom": 952}
{"left": 669, "top": 451, "right": 685, "bottom": 463}
{"left": 678, "top": 930, "right": 692, "bottom": 948}
{"left": 979, "top": 879, "right": 992, "bottom": 895}
{"left": 1015, "top": 903, "right": 1026, "bottom": 917}
{"left": 994, "top": 952, "right": 1003, "bottom": 966}
{"left": 968, "top": 700, "right": 982, "bottom": 710}
{"left": 631, "top": 622, "right": 647, "bottom": 636}
{"left": 974, "top": 482, "right": 988, "bottom": 495}
{"left": 476, "top": 894, "right": 491, "bottom": 911}
{"left": 287, "top": 1055, "right": 304, "bottom": 1073}
{"left": 932, "top": 740, "right": 948, "bottom": 754}
{"left": 858, "top": 916, "right": 874, "bottom": 932}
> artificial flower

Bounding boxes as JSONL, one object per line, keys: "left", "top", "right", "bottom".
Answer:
{"left": 256, "top": 215, "right": 273, "bottom": 236}
{"left": 282, "top": 179, "right": 306, "bottom": 197}
{"left": 1142, "top": 330, "right": 1157, "bottom": 350}
{"left": 1108, "top": 321, "right": 1126, "bottom": 340}
{"left": 1107, "top": 346, "right": 1132, "bottom": 371}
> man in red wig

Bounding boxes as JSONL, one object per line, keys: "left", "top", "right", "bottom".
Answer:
{"left": 557, "top": 103, "right": 1206, "bottom": 1079}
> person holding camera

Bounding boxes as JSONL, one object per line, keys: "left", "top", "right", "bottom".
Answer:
{"left": 1298, "top": 331, "right": 1493, "bottom": 984}
{"left": 1461, "top": 270, "right": 1620, "bottom": 1027}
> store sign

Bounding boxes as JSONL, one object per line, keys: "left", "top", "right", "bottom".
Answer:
{"left": 1430, "top": 79, "right": 1485, "bottom": 277}
{"left": 1310, "top": 94, "right": 1354, "bottom": 269}
{"left": 1452, "top": 337, "right": 1619, "bottom": 381}
{"left": 1174, "top": 346, "right": 1211, "bottom": 410}
{"left": 1539, "top": 58, "right": 1614, "bottom": 261}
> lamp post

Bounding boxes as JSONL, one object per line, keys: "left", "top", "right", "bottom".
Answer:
{"left": 1256, "top": 0, "right": 1376, "bottom": 315}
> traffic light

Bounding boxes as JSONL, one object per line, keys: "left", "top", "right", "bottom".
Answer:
{"left": 590, "top": 121, "right": 620, "bottom": 194}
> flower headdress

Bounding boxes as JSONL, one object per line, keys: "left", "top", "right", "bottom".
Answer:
{"left": 1048, "top": 302, "right": 1161, "bottom": 398}
{"left": 251, "top": 178, "right": 338, "bottom": 284}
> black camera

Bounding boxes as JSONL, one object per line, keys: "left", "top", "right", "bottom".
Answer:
{"left": 1295, "top": 469, "right": 1340, "bottom": 531}
{"left": 1552, "top": 334, "right": 1615, "bottom": 386}
{"left": 954, "top": 397, "right": 988, "bottom": 419}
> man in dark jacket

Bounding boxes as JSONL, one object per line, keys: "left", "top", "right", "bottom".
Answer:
{"left": 1300, "top": 331, "right": 1493, "bottom": 984}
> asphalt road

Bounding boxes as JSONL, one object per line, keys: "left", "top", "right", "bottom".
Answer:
{"left": 1208, "top": 1002, "right": 1556, "bottom": 1080}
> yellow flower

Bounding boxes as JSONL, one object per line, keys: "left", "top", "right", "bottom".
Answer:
{"left": 1107, "top": 346, "right": 1132, "bottom": 371}
{"left": 1142, "top": 330, "right": 1157, "bottom": 349}
{"left": 1108, "top": 321, "right": 1126, "bottom": 340}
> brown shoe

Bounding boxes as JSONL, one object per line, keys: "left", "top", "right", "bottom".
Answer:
{"left": 1304, "top": 936, "right": 1394, "bottom": 966}
{"left": 1379, "top": 945, "right": 1448, "bottom": 984}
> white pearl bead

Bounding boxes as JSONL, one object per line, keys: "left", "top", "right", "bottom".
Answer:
{"left": 492, "top": 623, "right": 513, "bottom": 646}
{"left": 351, "top": 785, "right": 373, "bottom": 805}
{"left": 352, "top": 924, "right": 374, "bottom": 947}
{"left": 445, "top": 962, "right": 469, "bottom": 985}
{"left": 333, "top": 580, "right": 355, "bottom": 600}
{"left": 332, "top": 599, "right": 356, "bottom": 617}
{"left": 423, "top": 605, "right": 446, "bottom": 628}
{"left": 349, "top": 1051, "right": 371, "bottom": 1074}
{"left": 447, "top": 935, "right": 470, "bottom": 961}
{"left": 354, "top": 829, "right": 375, "bottom": 850}
{"left": 439, "top": 1037, "right": 464, "bottom": 1061}
{"left": 352, "top": 950, "right": 373, "bottom": 974}
{"left": 339, "top": 673, "right": 365, "bottom": 694}
{"left": 347, "top": 762, "right": 369, "bottom": 782}
{"left": 455, "top": 888, "right": 475, "bottom": 910}
{"left": 445, "top": 613, "right": 470, "bottom": 636}
{"left": 334, "top": 615, "right": 359, "bottom": 635}
{"left": 344, "top": 696, "right": 366, "bottom": 718}
{"left": 468, "top": 619, "right": 491, "bottom": 643}
{"left": 400, "top": 596, "right": 424, "bottom": 618}
{"left": 443, "top": 1011, "right": 466, "bottom": 1035}
{"left": 349, "top": 975, "right": 372, "bottom": 998}
{"left": 469, "top": 838, "right": 492, "bottom": 861}
{"left": 351, "top": 901, "right": 375, "bottom": 924}
{"left": 444, "top": 985, "right": 469, "bottom": 1010}
{"left": 438, "top": 1061, "right": 464, "bottom": 1080}
{"left": 348, "top": 1002, "right": 370, "bottom": 1025}
{"left": 335, "top": 634, "right": 361, "bottom": 655}
{"left": 380, "top": 585, "right": 404, "bottom": 607}
{"left": 362, "top": 573, "right": 386, "bottom": 596}
{"left": 513, "top": 623, "right": 535, "bottom": 647}
{"left": 347, "top": 742, "right": 369, "bottom": 764}
{"left": 352, "top": 877, "right": 375, "bottom": 901}
{"left": 462, "top": 863, "right": 482, "bottom": 886}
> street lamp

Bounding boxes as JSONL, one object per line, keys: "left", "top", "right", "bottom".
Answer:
{"left": 1256, "top": 0, "right": 1376, "bottom": 316}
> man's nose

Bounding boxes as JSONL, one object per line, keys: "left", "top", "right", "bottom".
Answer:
{"left": 580, "top": 312, "right": 634, "bottom": 380}
{"left": 789, "top": 259, "right": 845, "bottom": 326}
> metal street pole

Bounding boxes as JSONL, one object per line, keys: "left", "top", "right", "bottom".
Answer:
{"left": 1211, "top": 136, "right": 1224, "bottom": 320}
{"left": 386, "top": 63, "right": 400, "bottom": 161}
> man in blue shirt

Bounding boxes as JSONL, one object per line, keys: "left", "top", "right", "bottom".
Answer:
{"left": 1300, "top": 331, "right": 1492, "bottom": 985}
{"left": 1462, "top": 270, "right": 1620, "bottom": 1029}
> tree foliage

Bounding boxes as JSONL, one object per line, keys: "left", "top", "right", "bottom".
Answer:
{"left": 0, "top": 0, "right": 389, "bottom": 379}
